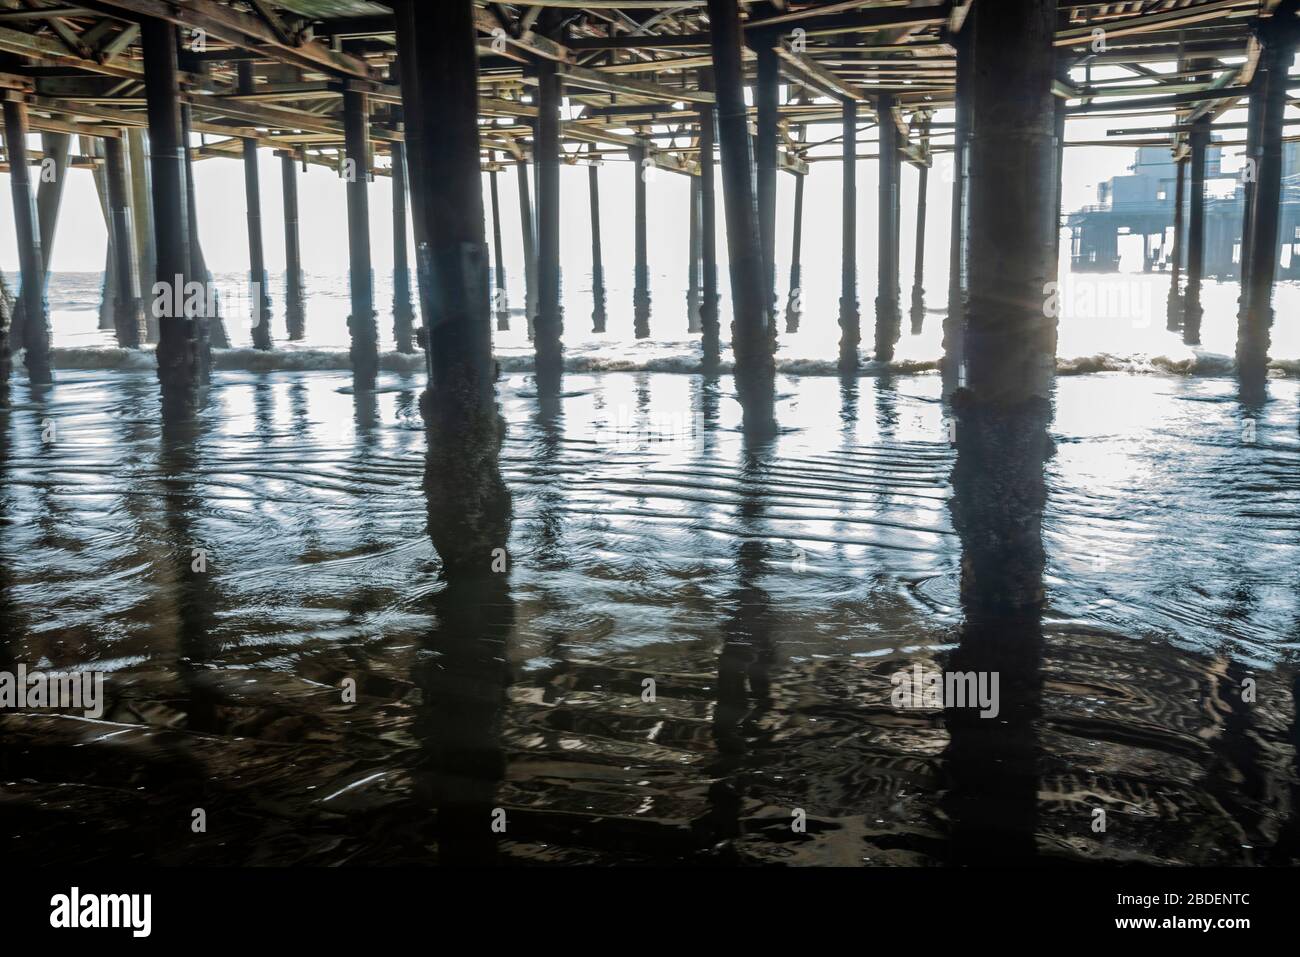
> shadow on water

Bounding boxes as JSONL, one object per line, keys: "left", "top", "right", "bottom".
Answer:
{"left": 941, "top": 389, "right": 1052, "bottom": 864}
{"left": 3, "top": 355, "right": 1300, "bottom": 865}
{"left": 702, "top": 431, "right": 778, "bottom": 852}
{"left": 414, "top": 380, "right": 515, "bottom": 864}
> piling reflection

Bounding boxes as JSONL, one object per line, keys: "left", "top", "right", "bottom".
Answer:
{"left": 420, "top": 390, "right": 511, "bottom": 579}
{"left": 415, "top": 381, "right": 514, "bottom": 863}
{"left": 704, "top": 433, "right": 777, "bottom": 851}
{"left": 3, "top": 363, "right": 1299, "bottom": 866}
{"left": 0, "top": 404, "right": 16, "bottom": 675}
{"left": 410, "top": 567, "right": 514, "bottom": 865}
{"left": 942, "top": 387, "right": 1053, "bottom": 863}
{"left": 160, "top": 398, "right": 221, "bottom": 736}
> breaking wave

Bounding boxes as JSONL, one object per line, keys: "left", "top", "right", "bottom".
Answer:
{"left": 30, "top": 345, "right": 1298, "bottom": 379}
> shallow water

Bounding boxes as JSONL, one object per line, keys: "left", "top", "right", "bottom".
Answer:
{"left": 2, "top": 363, "right": 1298, "bottom": 865}
{"left": 37, "top": 268, "right": 1300, "bottom": 376}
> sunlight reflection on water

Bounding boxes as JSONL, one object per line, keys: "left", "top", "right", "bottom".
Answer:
{"left": 1, "top": 362, "right": 1298, "bottom": 864}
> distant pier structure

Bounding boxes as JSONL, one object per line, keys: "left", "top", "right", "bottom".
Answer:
{"left": 1069, "top": 143, "right": 1300, "bottom": 278}
{"left": 0, "top": 0, "right": 1293, "bottom": 417}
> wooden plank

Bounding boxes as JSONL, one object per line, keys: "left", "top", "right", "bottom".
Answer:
{"left": 775, "top": 45, "right": 867, "bottom": 102}
{"left": 79, "top": 0, "right": 373, "bottom": 79}
{"left": 553, "top": 61, "right": 714, "bottom": 103}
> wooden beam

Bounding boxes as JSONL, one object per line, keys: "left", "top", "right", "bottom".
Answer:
{"left": 552, "top": 61, "right": 714, "bottom": 103}
{"left": 473, "top": 7, "right": 571, "bottom": 63}
{"left": 79, "top": 0, "right": 372, "bottom": 79}
{"left": 775, "top": 45, "right": 867, "bottom": 101}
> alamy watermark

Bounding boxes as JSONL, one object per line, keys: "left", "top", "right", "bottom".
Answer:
{"left": 891, "top": 664, "right": 1000, "bottom": 718}
{"left": 1043, "top": 276, "right": 1155, "bottom": 328}
{"left": 592, "top": 405, "right": 705, "bottom": 451}
{"left": 0, "top": 664, "right": 105, "bottom": 719}
{"left": 50, "top": 888, "right": 150, "bottom": 937}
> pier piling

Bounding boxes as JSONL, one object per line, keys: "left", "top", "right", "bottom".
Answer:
{"left": 280, "top": 152, "right": 306, "bottom": 341}
{"left": 1167, "top": 156, "right": 1186, "bottom": 330}
{"left": 875, "top": 93, "right": 901, "bottom": 363}
{"left": 698, "top": 69, "right": 720, "bottom": 370}
{"left": 588, "top": 156, "right": 607, "bottom": 334}
{"left": 3, "top": 96, "right": 51, "bottom": 384}
{"left": 533, "top": 40, "right": 564, "bottom": 387}
{"left": 1183, "top": 114, "right": 1210, "bottom": 345}
{"left": 103, "top": 134, "right": 145, "bottom": 348}
{"left": 391, "top": 138, "right": 416, "bottom": 354}
{"left": 1238, "top": 2, "right": 1297, "bottom": 377}
{"left": 342, "top": 86, "right": 378, "bottom": 390}
{"left": 632, "top": 138, "right": 651, "bottom": 340}
{"left": 239, "top": 63, "right": 272, "bottom": 351}
{"left": 707, "top": 0, "right": 774, "bottom": 433}
{"left": 142, "top": 17, "right": 201, "bottom": 406}
{"left": 489, "top": 161, "right": 510, "bottom": 332}
{"left": 786, "top": 169, "right": 805, "bottom": 335}
{"left": 838, "top": 99, "right": 860, "bottom": 374}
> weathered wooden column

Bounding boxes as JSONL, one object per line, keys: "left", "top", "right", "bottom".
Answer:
{"left": 698, "top": 69, "right": 720, "bottom": 369}
{"left": 755, "top": 35, "right": 780, "bottom": 323}
{"left": 687, "top": 175, "right": 702, "bottom": 333}
{"left": 785, "top": 170, "right": 805, "bottom": 334}
{"left": 707, "top": 0, "right": 775, "bottom": 433}
{"left": 515, "top": 158, "right": 537, "bottom": 337}
{"left": 910, "top": 158, "right": 929, "bottom": 333}
{"left": 34, "top": 132, "right": 70, "bottom": 299}
{"left": 632, "top": 137, "right": 651, "bottom": 339}
{"left": 489, "top": 159, "right": 510, "bottom": 331}
{"left": 943, "top": 22, "right": 973, "bottom": 379}
{"left": 838, "top": 97, "right": 860, "bottom": 372}
{"left": 280, "top": 151, "right": 306, "bottom": 340}
{"left": 1238, "top": 88, "right": 1263, "bottom": 312}
{"left": 945, "top": 10, "right": 1056, "bottom": 823}
{"left": 1167, "top": 155, "right": 1186, "bottom": 329}
{"left": 588, "top": 154, "right": 608, "bottom": 334}
{"left": 398, "top": 0, "right": 510, "bottom": 576}
{"left": 86, "top": 136, "right": 115, "bottom": 332}
{"left": 875, "top": 93, "right": 901, "bottom": 362}
{"left": 392, "top": 4, "right": 430, "bottom": 364}
{"left": 1053, "top": 56, "right": 1069, "bottom": 282}
{"left": 343, "top": 86, "right": 378, "bottom": 389}
{"left": 3, "top": 96, "right": 51, "bottom": 383}
{"left": 180, "top": 99, "right": 228, "bottom": 352}
{"left": 1183, "top": 115, "right": 1210, "bottom": 345}
{"left": 103, "top": 133, "right": 145, "bottom": 348}
{"left": 534, "top": 44, "right": 563, "bottom": 386}
{"left": 10, "top": 131, "right": 69, "bottom": 349}
{"left": 1238, "top": 3, "right": 1297, "bottom": 376}
{"left": 237, "top": 63, "right": 271, "bottom": 349}
{"left": 961, "top": 0, "right": 1057, "bottom": 407}
{"left": 141, "top": 18, "right": 201, "bottom": 405}
{"left": 127, "top": 128, "right": 158, "bottom": 343}
{"left": 391, "top": 138, "right": 416, "bottom": 353}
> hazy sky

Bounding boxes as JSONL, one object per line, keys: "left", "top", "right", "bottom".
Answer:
{"left": 0, "top": 95, "right": 1250, "bottom": 294}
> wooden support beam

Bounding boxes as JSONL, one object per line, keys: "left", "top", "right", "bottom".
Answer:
{"left": 775, "top": 44, "right": 867, "bottom": 102}
{"left": 141, "top": 16, "right": 204, "bottom": 404}
{"left": 708, "top": 0, "right": 774, "bottom": 433}
{"left": 342, "top": 86, "right": 378, "bottom": 389}
{"left": 534, "top": 39, "right": 564, "bottom": 383}
{"left": 279, "top": 150, "right": 305, "bottom": 341}
{"left": 3, "top": 94, "right": 52, "bottom": 383}
{"left": 546, "top": 61, "right": 714, "bottom": 103}
{"left": 103, "top": 132, "right": 144, "bottom": 347}
{"left": 80, "top": 0, "right": 372, "bottom": 80}
{"left": 473, "top": 7, "right": 571, "bottom": 63}
{"left": 238, "top": 61, "right": 271, "bottom": 351}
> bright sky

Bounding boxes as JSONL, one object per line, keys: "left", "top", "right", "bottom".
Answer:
{"left": 0, "top": 87, "right": 1254, "bottom": 291}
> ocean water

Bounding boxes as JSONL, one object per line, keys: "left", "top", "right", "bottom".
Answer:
{"left": 1, "top": 351, "right": 1298, "bottom": 864}
{"left": 32, "top": 267, "right": 1300, "bottom": 378}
